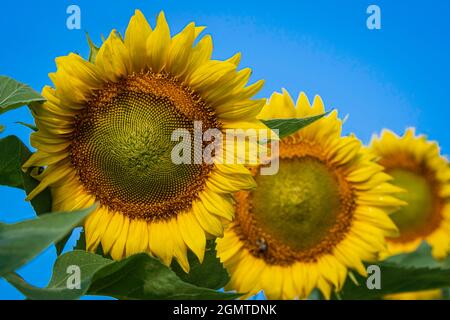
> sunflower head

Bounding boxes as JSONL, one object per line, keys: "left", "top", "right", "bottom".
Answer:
{"left": 371, "top": 129, "right": 450, "bottom": 259}
{"left": 23, "top": 10, "right": 265, "bottom": 272}
{"left": 216, "top": 89, "right": 404, "bottom": 299}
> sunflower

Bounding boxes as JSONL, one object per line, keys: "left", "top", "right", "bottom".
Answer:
{"left": 216, "top": 90, "right": 404, "bottom": 299}
{"left": 22, "top": 10, "right": 265, "bottom": 272}
{"left": 371, "top": 129, "right": 450, "bottom": 259}
{"left": 384, "top": 289, "right": 442, "bottom": 300}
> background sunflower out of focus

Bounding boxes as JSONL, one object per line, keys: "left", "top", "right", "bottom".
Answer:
{"left": 1, "top": 1, "right": 450, "bottom": 300}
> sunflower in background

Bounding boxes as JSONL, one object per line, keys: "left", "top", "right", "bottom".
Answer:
{"left": 371, "top": 129, "right": 450, "bottom": 300}
{"left": 371, "top": 129, "right": 450, "bottom": 259}
{"left": 384, "top": 289, "right": 443, "bottom": 300}
{"left": 22, "top": 10, "right": 265, "bottom": 272}
{"left": 216, "top": 90, "right": 405, "bottom": 299}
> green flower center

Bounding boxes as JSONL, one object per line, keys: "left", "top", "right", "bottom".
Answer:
{"left": 71, "top": 73, "right": 218, "bottom": 221}
{"left": 234, "top": 155, "right": 355, "bottom": 265}
{"left": 388, "top": 169, "right": 441, "bottom": 241}
{"left": 253, "top": 157, "right": 341, "bottom": 250}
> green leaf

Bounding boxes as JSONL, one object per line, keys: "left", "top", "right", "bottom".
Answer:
{"left": 89, "top": 253, "right": 239, "bottom": 300}
{"left": 0, "top": 136, "right": 68, "bottom": 256}
{"left": 6, "top": 250, "right": 239, "bottom": 300}
{"left": 0, "top": 76, "right": 45, "bottom": 115}
{"left": 0, "top": 206, "right": 95, "bottom": 276}
{"left": 0, "top": 135, "right": 31, "bottom": 189}
{"left": 384, "top": 242, "right": 449, "bottom": 269}
{"left": 54, "top": 232, "right": 73, "bottom": 256}
{"left": 0, "top": 124, "right": 4, "bottom": 133}
{"left": 74, "top": 230, "right": 87, "bottom": 251}
{"left": 0, "top": 136, "right": 60, "bottom": 249}
{"left": 337, "top": 262, "right": 450, "bottom": 300}
{"left": 261, "top": 112, "right": 328, "bottom": 139}
{"left": 171, "top": 240, "right": 230, "bottom": 290}
{"left": 4, "top": 251, "right": 110, "bottom": 300}
{"left": 0, "top": 135, "right": 52, "bottom": 216}
{"left": 86, "top": 33, "right": 100, "bottom": 63}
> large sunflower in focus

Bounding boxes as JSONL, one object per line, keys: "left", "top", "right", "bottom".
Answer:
{"left": 371, "top": 129, "right": 450, "bottom": 259}
{"left": 23, "top": 10, "right": 265, "bottom": 272}
{"left": 216, "top": 90, "right": 404, "bottom": 299}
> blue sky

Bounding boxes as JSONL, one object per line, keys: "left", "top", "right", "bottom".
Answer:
{"left": 1, "top": 0, "right": 449, "bottom": 299}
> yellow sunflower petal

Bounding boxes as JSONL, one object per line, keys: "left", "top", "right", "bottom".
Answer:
{"left": 177, "top": 212, "right": 206, "bottom": 263}
{"left": 146, "top": 11, "right": 171, "bottom": 72}
{"left": 124, "top": 9, "right": 152, "bottom": 72}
